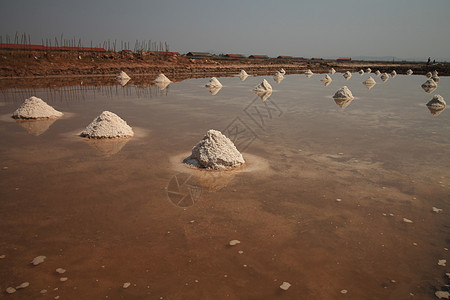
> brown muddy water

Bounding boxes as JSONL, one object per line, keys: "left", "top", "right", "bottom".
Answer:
{"left": 0, "top": 73, "right": 449, "bottom": 299}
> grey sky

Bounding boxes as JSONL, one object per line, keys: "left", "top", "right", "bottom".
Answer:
{"left": 1, "top": 0, "right": 450, "bottom": 60}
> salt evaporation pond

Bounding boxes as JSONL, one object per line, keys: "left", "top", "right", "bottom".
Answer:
{"left": 0, "top": 73, "right": 449, "bottom": 299}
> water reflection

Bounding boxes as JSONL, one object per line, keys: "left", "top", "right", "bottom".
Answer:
{"left": 14, "top": 118, "right": 58, "bottom": 136}
{"left": 83, "top": 137, "right": 132, "bottom": 156}
{"left": 254, "top": 90, "right": 272, "bottom": 101}
{"left": 427, "top": 106, "right": 446, "bottom": 116}
{"left": 154, "top": 81, "right": 171, "bottom": 91}
{"left": 273, "top": 72, "right": 284, "bottom": 83}
{"left": 333, "top": 97, "right": 354, "bottom": 109}
{"left": 421, "top": 79, "right": 438, "bottom": 93}
{"left": 117, "top": 77, "right": 130, "bottom": 87}
{"left": 207, "top": 86, "right": 222, "bottom": 95}
{"left": 363, "top": 77, "right": 377, "bottom": 90}
{"left": 167, "top": 173, "right": 203, "bottom": 208}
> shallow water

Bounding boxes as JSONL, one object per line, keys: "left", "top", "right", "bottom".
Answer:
{"left": 0, "top": 73, "right": 449, "bottom": 299}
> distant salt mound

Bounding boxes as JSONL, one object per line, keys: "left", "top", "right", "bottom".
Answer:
{"left": 80, "top": 111, "right": 134, "bottom": 139}
{"left": 330, "top": 68, "right": 336, "bottom": 75}
{"left": 391, "top": 70, "right": 397, "bottom": 77}
{"left": 343, "top": 71, "right": 352, "bottom": 79}
{"left": 12, "top": 96, "right": 63, "bottom": 120}
{"left": 205, "top": 77, "right": 223, "bottom": 88}
{"left": 116, "top": 71, "right": 131, "bottom": 80}
{"left": 273, "top": 71, "right": 284, "bottom": 83}
{"left": 380, "top": 73, "right": 389, "bottom": 82}
{"left": 426, "top": 72, "right": 432, "bottom": 79}
{"left": 432, "top": 70, "right": 438, "bottom": 77}
{"left": 184, "top": 129, "right": 245, "bottom": 170}
{"left": 238, "top": 70, "right": 249, "bottom": 80}
{"left": 280, "top": 68, "right": 286, "bottom": 75}
{"left": 406, "top": 69, "right": 413, "bottom": 75}
{"left": 253, "top": 79, "right": 272, "bottom": 93}
{"left": 321, "top": 74, "right": 332, "bottom": 83}
{"left": 363, "top": 76, "right": 376, "bottom": 89}
{"left": 374, "top": 70, "right": 381, "bottom": 76}
{"left": 366, "top": 68, "right": 372, "bottom": 73}
{"left": 333, "top": 86, "right": 354, "bottom": 100}
{"left": 154, "top": 73, "right": 172, "bottom": 83}
{"left": 422, "top": 79, "right": 437, "bottom": 88}
{"left": 155, "top": 81, "right": 170, "bottom": 91}
{"left": 432, "top": 75, "right": 440, "bottom": 83}
{"left": 426, "top": 94, "right": 446, "bottom": 109}
{"left": 359, "top": 69, "right": 364, "bottom": 75}
{"left": 305, "top": 69, "right": 314, "bottom": 77}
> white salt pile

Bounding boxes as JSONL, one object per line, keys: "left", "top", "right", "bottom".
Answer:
{"left": 391, "top": 70, "right": 397, "bottom": 77}
{"left": 426, "top": 72, "right": 432, "bottom": 78}
{"left": 330, "top": 68, "right": 336, "bottom": 75}
{"left": 80, "top": 111, "right": 134, "bottom": 139}
{"left": 406, "top": 69, "right": 413, "bottom": 75}
{"left": 438, "top": 259, "right": 446, "bottom": 266}
{"left": 366, "top": 68, "right": 372, "bottom": 73}
{"left": 280, "top": 282, "right": 291, "bottom": 291}
{"left": 273, "top": 71, "right": 284, "bottom": 83}
{"left": 421, "top": 79, "right": 437, "bottom": 88}
{"left": 31, "top": 255, "right": 46, "bottom": 266}
{"left": 154, "top": 73, "right": 172, "bottom": 83}
{"left": 15, "top": 282, "right": 29, "bottom": 290}
{"left": 359, "top": 69, "right": 364, "bottom": 75}
{"left": 305, "top": 69, "right": 314, "bottom": 76}
{"left": 432, "top": 70, "right": 439, "bottom": 77}
{"left": 343, "top": 71, "right": 352, "bottom": 79}
{"left": 56, "top": 268, "right": 66, "bottom": 274}
{"left": 205, "top": 77, "right": 222, "bottom": 88}
{"left": 280, "top": 68, "right": 286, "bottom": 75}
{"left": 380, "top": 73, "right": 389, "bottom": 82}
{"left": 6, "top": 287, "right": 16, "bottom": 294}
{"left": 123, "top": 282, "right": 131, "bottom": 289}
{"left": 321, "top": 74, "right": 332, "bottom": 83}
{"left": 229, "top": 240, "right": 241, "bottom": 246}
{"left": 432, "top": 206, "right": 443, "bottom": 213}
{"left": 403, "top": 218, "right": 413, "bottom": 223}
{"left": 374, "top": 70, "right": 381, "bottom": 76}
{"left": 184, "top": 129, "right": 245, "bottom": 170}
{"left": 116, "top": 71, "right": 131, "bottom": 80}
{"left": 238, "top": 70, "right": 249, "bottom": 80}
{"left": 426, "top": 94, "right": 446, "bottom": 109}
{"left": 333, "top": 86, "right": 354, "bottom": 100}
{"left": 363, "top": 76, "right": 376, "bottom": 86}
{"left": 435, "top": 291, "right": 450, "bottom": 299}
{"left": 12, "top": 96, "right": 63, "bottom": 119}
{"left": 253, "top": 79, "right": 272, "bottom": 93}
{"left": 432, "top": 75, "right": 440, "bottom": 83}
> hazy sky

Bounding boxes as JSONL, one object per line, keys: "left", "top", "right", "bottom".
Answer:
{"left": 1, "top": 0, "right": 450, "bottom": 60}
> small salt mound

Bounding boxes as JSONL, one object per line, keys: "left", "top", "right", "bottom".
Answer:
{"left": 279, "top": 68, "right": 286, "bottom": 75}
{"left": 184, "top": 129, "right": 245, "bottom": 170}
{"left": 80, "top": 111, "right": 134, "bottom": 139}
{"left": 333, "top": 86, "right": 354, "bottom": 100}
{"left": 359, "top": 69, "right": 364, "bottom": 75}
{"left": 273, "top": 71, "right": 284, "bottom": 83}
{"left": 31, "top": 256, "right": 46, "bottom": 266}
{"left": 321, "top": 74, "right": 332, "bottom": 82}
{"left": 432, "top": 75, "right": 440, "bottom": 83}
{"left": 366, "top": 68, "right": 372, "bottom": 73}
{"left": 343, "top": 71, "right": 352, "bottom": 79}
{"left": 253, "top": 79, "right": 272, "bottom": 92}
{"left": 116, "top": 71, "right": 131, "bottom": 80}
{"left": 12, "top": 96, "right": 63, "bottom": 119}
{"left": 380, "top": 73, "right": 389, "bottom": 82}
{"left": 391, "top": 70, "right": 397, "bottom": 77}
{"left": 280, "top": 282, "right": 291, "bottom": 291}
{"left": 422, "top": 79, "right": 437, "bottom": 88}
{"left": 364, "top": 76, "right": 376, "bottom": 85}
{"left": 305, "top": 69, "right": 314, "bottom": 76}
{"left": 374, "top": 70, "right": 381, "bottom": 76}
{"left": 238, "top": 70, "right": 249, "bottom": 77}
{"left": 406, "top": 69, "right": 413, "bottom": 75}
{"left": 154, "top": 73, "right": 172, "bottom": 83}
{"left": 426, "top": 72, "right": 432, "bottom": 78}
{"left": 432, "top": 70, "right": 438, "bottom": 77}
{"left": 426, "top": 94, "right": 446, "bottom": 109}
{"left": 330, "top": 68, "right": 336, "bottom": 75}
{"left": 205, "top": 77, "right": 222, "bottom": 88}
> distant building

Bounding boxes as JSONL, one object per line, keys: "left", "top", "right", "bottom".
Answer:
{"left": 277, "top": 56, "right": 293, "bottom": 59}
{"left": 249, "top": 55, "right": 269, "bottom": 59}
{"left": 186, "top": 52, "right": 212, "bottom": 57}
{"left": 337, "top": 57, "right": 351, "bottom": 61}
{"left": 225, "top": 54, "right": 246, "bottom": 58}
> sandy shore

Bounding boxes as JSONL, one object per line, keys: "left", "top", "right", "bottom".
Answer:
{"left": 1, "top": 50, "right": 449, "bottom": 79}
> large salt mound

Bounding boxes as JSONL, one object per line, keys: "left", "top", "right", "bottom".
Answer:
{"left": 406, "top": 69, "right": 413, "bottom": 75}
{"left": 343, "top": 71, "right": 352, "bottom": 79}
{"left": 184, "top": 129, "right": 245, "bottom": 170}
{"left": 205, "top": 77, "right": 222, "bottom": 88}
{"left": 253, "top": 79, "right": 272, "bottom": 92}
{"left": 333, "top": 86, "right": 354, "bottom": 100}
{"left": 80, "top": 111, "right": 134, "bottom": 139}
{"left": 12, "top": 96, "right": 63, "bottom": 119}
{"left": 154, "top": 73, "right": 172, "bottom": 83}
{"left": 426, "top": 94, "right": 446, "bottom": 109}
{"left": 117, "top": 71, "right": 131, "bottom": 80}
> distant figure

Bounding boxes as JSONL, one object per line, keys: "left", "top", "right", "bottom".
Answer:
{"left": 433, "top": 59, "right": 436, "bottom": 64}
{"left": 427, "top": 57, "right": 431, "bottom": 65}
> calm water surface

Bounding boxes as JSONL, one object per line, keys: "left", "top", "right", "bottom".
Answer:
{"left": 0, "top": 73, "right": 449, "bottom": 299}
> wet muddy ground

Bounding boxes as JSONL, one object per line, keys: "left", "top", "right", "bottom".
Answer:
{"left": 0, "top": 73, "right": 449, "bottom": 299}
